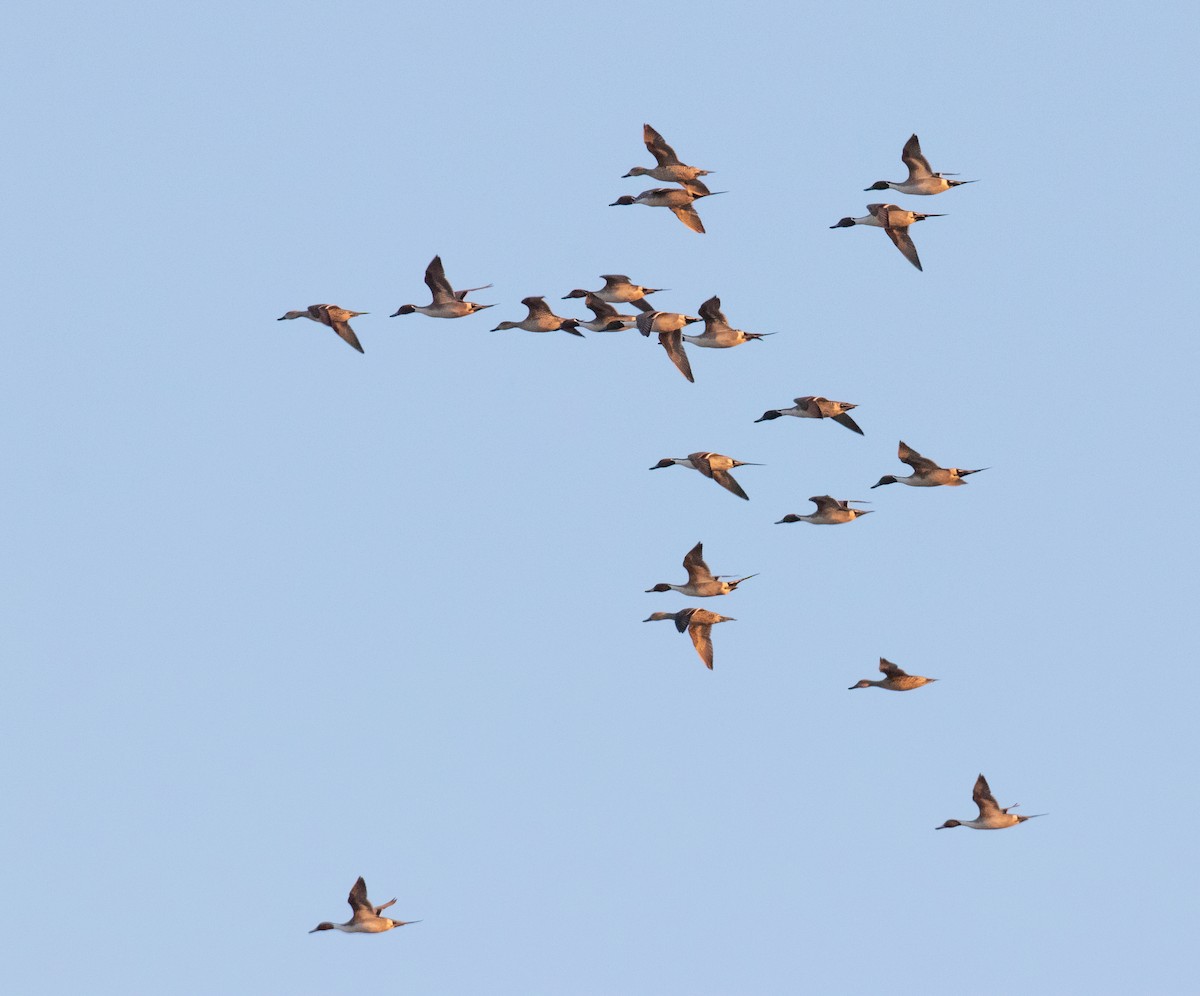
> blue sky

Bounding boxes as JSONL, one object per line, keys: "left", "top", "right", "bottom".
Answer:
{"left": 5, "top": 1, "right": 1198, "bottom": 992}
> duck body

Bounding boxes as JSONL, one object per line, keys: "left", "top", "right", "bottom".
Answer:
{"left": 755, "top": 396, "right": 862, "bottom": 434}
{"left": 682, "top": 295, "right": 771, "bottom": 348}
{"left": 492, "top": 297, "right": 583, "bottom": 336}
{"left": 650, "top": 452, "right": 760, "bottom": 501}
{"left": 390, "top": 256, "right": 494, "bottom": 319}
{"left": 776, "top": 495, "right": 872, "bottom": 525}
{"left": 277, "top": 304, "right": 368, "bottom": 353}
{"left": 562, "top": 274, "right": 663, "bottom": 313}
{"left": 623, "top": 123, "right": 714, "bottom": 188}
{"left": 937, "top": 774, "right": 1045, "bottom": 830}
{"left": 310, "top": 877, "right": 420, "bottom": 934}
{"left": 830, "top": 203, "right": 943, "bottom": 270}
{"left": 864, "top": 134, "right": 976, "bottom": 196}
{"left": 645, "top": 541, "right": 756, "bottom": 598}
{"left": 849, "top": 657, "right": 936, "bottom": 691}
{"left": 636, "top": 311, "right": 700, "bottom": 382}
{"left": 575, "top": 292, "right": 638, "bottom": 332}
{"left": 610, "top": 184, "right": 721, "bottom": 234}
{"left": 643, "top": 608, "right": 735, "bottom": 669}
{"left": 872, "top": 441, "right": 986, "bottom": 488}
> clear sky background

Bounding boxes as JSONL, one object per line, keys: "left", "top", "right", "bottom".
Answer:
{"left": 5, "top": 1, "right": 1198, "bottom": 993}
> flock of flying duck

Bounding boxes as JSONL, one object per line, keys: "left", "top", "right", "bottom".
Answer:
{"left": 300, "top": 123, "right": 1032, "bottom": 934}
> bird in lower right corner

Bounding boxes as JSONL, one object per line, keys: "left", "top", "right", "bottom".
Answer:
{"left": 937, "top": 774, "right": 1046, "bottom": 830}
{"left": 830, "top": 203, "right": 943, "bottom": 271}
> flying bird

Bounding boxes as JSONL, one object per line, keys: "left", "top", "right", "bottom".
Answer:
{"left": 650, "top": 451, "right": 762, "bottom": 501}
{"left": 830, "top": 203, "right": 943, "bottom": 271}
{"left": 643, "top": 608, "right": 735, "bottom": 670}
{"left": 937, "top": 774, "right": 1045, "bottom": 830}
{"left": 683, "top": 296, "right": 773, "bottom": 348}
{"left": 309, "top": 877, "right": 420, "bottom": 934}
{"left": 872, "top": 441, "right": 986, "bottom": 488}
{"left": 390, "top": 255, "right": 494, "bottom": 318}
{"left": 864, "top": 134, "right": 976, "bottom": 196}
{"left": 623, "top": 123, "right": 714, "bottom": 188}
{"left": 776, "top": 495, "right": 873, "bottom": 525}
{"left": 610, "top": 182, "right": 723, "bottom": 234}
{"left": 645, "top": 541, "right": 756, "bottom": 597}
{"left": 755, "top": 396, "right": 863, "bottom": 434}
{"left": 561, "top": 274, "right": 664, "bottom": 314}
{"left": 277, "top": 304, "right": 368, "bottom": 353}
{"left": 636, "top": 311, "right": 701, "bottom": 382}
{"left": 492, "top": 297, "right": 584, "bottom": 336}
{"left": 849, "top": 657, "right": 937, "bottom": 691}
{"left": 574, "top": 293, "right": 638, "bottom": 332}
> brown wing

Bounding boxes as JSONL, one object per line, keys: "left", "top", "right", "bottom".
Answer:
{"left": 632, "top": 298, "right": 655, "bottom": 313}
{"left": 635, "top": 311, "right": 658, "bottom": 337}
{"left": 973, "top": 774, "right": 1003, "bottom": 819}
{"left": 659, "top": 330, "right": 695, "bottom": 382}
{"left": 878, "top": 658, "right": 910, "bottom": 678}
{"left": 670, "top": 204, "right": 706, "bottom": 234}
{"left": 833, "top": 412, "right": 864, "bottom": 435}
{"left": 901, "top": 133, "right": 934, "bottom": 180}
{"left": 330, "top": 320, "right": 365, "bottom": 353}
{"left": 373, "top": 898, "right": 397, "bottom": 915}
{"left": 711, "top": 470, "right": 749, "bottom": 500}
{"left": 687, "top": 622, "right": 715, "bottom": 669}
{"left": 584, "top": 293, "right": 619, "bottom": 321}
{"left": 885, "top": 225, "right": 923, "bottom": 271}
{"left": 682, "top": 178, "right": 711, "bottom": 197}
{"left": 672, "top": 607, "right": 698, "bottom": 633}
{"left": 424, "top": 255, "right": 455, "bottom": 303}
{"left": 809, "top": 495, "right": 840, "bottom": 514}
{"left": 698, "top": 296, "right": 732, "bottom": 334}
{"left": 683, "top": 542, "right": 713, "bottom": 584}
{"left": 348, "top": 877, "right": 373, "bottom": 914}
{"left": 643, "top": 123, "right": 681, "bottom": 166}
{"left": 523, "top": 296, "right": 554, "bottom": 320}
{"left": 898, "top": 441, "right": 941, "bottom": 473}
{"left": 687, "top": 452, "right": 716, "bottom": 479}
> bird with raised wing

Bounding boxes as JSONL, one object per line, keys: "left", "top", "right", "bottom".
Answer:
{"left": 755, "top": 396, "right": 863, "bottom": 435}
{"left": 682, "top": 296, "right": 773, "bottom": 348}
{"left": 865, "top": 134, "right": 976, "bottom": 196}
{"left": 623, "top": 123, "right": 714, "bottom": 188}
{"left": 650, "top": 452, "right": 762, "bottom": 501}
{"left": 776, "top": 495, "right": 873, "bottom": 525}
{"left": 575, "top": 293, "right": 638, "bottom": 332}
{"left": 645, "top": 541, "right": 756, "bottom": 597}
{"left": 849, "top": 657, "right": 936, "bottom": 691}
{"left": 937, "top": 774, "right": 1045, "bottom": 830}
{"left": 492, "top": 297, "right": 584, "bottom": 336}
{"left": 610, "top": 182, "right": 723, "bottom": 234}
{"left": 636, "top": 311, "right": 701, "bottom": 382}
{"left": 643, "top": 608, "right": 735, "bottom": 670}
{"left": 830, "top": 203, "right": 943, "bottom": 271}
{"left": 872, "top": 441, "right": 986, "bottom": 488}
{"left": 309, "top": 876, "right": 421, "bottom": 934}
{"left": 390, "top": 255, "right": 494, "bottom": 319}
{"left": 278, "top": 304, "right": 369, "bottom": 353}
{"left": 561, "top": 274, "right": 664, "bottom": 314}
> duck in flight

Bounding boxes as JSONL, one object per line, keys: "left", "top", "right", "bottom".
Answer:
{"left": 849, "top": 658, "right": 936, "bottom": 691}
{"left": 645, "top": 541, "right": 756, "bottom": 597}
{"left": 830, "top": 203, "right": 943, "bottom": 271}
{"left": 636, "top": 311, "right": 701, "bottom": 382}
{"left": 277, "top": 304, "right": 368, "bottom": 353}
{"left": 575, "top": 293, "right": 637, "bottom": 332}
{"left": 872, "top": 441, "right": 986, "bottom": 488}
{"left": 937, "top": 774, "right": 1045, "bottom": 830}
{"left": 650, "top": 451, "right": 762, "bottom": 501}
{"left": 610, "top": 182, "right": 723, "bottom": 234}
{"left": 623, "top": 123, "right": 714, "bottom": 188}
{"left": 492, "top": 297, "right": 584, "bottom": 336}
{"left": 309, "top": 877, "right": 421, "bottom": 934}
{"left": 561, "top": 274, "right": 664, "bottom": 314}
{"left": 390, "top": 255, "right": 494, "bottom": 319}
{"left": 755, "top": 396, "right": 863, "bottom": 435}
{"left": 865, "top": 134, "right": 976, "bottom": 196}
{"left": 643, "top": 608, "right": 735, "bottom": 670}
{"left": 776, "top": 495, "right": 872, "bottom": 525}
{"left": 683, "top": 296, "right": 773, "bottom": 348}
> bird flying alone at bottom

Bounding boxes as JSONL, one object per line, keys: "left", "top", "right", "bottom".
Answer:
{"left": 310, "top": 877, "right": 420, "bottom": 934}
{"left": 849, "top": 657, "right": 936, "bottom": 691}
{"left": 278, "top": 304, "right": 368, "bottom": 353}
{"left": 643, "top": 608, "right": 735, "bottom": 670}
{"left": 776, "top": 495, "right": 872, "bottom": 525}
{"left": 872, "top": 441, "right": 986, "bottom": 488}
{"left": 650, "top": 451, "right": 761, "bottom": 500}
{"left": 755, "top": 396, "right": 863, "bottom": 434}
{"left": 830, "top": 203, "right": 943, "bottom": 271}
{"left": 937, "top": 774, "right": 1046, "bottom": 830}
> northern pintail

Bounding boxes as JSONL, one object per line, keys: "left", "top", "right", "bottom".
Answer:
{"left": 682, "top": 296, "right": 773, "bottom": 348}
{"left": 310, "top": 877, "right": 421, "bottom": 934}
{"left": 830, "top": 203, "right": 943, "bottom": 271}
{"left": 646, "top": 541, "right": 756, "bottom": 597}
{"left": 576, "top": 293, "right": 638, "bottom": 332}
{"left": 278, "top": 304, "right": 368, "bottom": 353}
{"left": 755, "top": 396, "right": 863, "bottom": 435}
{"left": 865, "top": 134, "right": 976, "bottom": 196}
{"left": 636, "top": 311, "right": 701, "bottom": 382}
{"left": 849, "top": 657, "right": 936, "bottom": 691}
{"left": 776, "top": 495, "right": 872, "bottom": 525}
{"left": 872, "top": 441, "right": 986, "bottom": 488}
{"left": 937, "top": 774, "right": 1045, "bottom": 830}
{"left": 623, "top": 123, "right": 714, "bottom": 188}
{"left": 650, "top": 452, "right": 762, "bottom": 501}
{"left": 562, "top": 275, "right": 664, "bottom": 314}
{"left": 610, "top": 183, "right": 723, "bottom": 234}
{"left": 390, "top": 255, "right": 494, "bottom": 319}
{"left": 492, "top": 297, "right": 584, "bottom": 336}
{"left": 643, "top": 608, "right": 735, "bottom": 670}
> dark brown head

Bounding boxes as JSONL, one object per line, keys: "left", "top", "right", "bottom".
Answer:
{"left": 830, "top": 217, "right": 857, "bottom": 229}
{"left": 562, "top": 289, "right": 588, "bottom": 300}
{"left": 864, "top": 181, "right": 891, "bottom": 191}
{"left": 650, "top": 458, "right": 676, "bottom": 470}
{"left": 309, "top": 922, "right": 336, "bottom": 933}
{"left": 390, "top": 304, "right": 416, "bottom": 317}
{"left": 610, "top": 196, "right": 636, "bottom": 206}
{"left": 871, "top": 475, "right": 897, "bottom": 488}
{"left": 775, "top": 514, "right": 802, "bottom": 524}
{"left": 755, "top": 410, "right": 783, "bottom": 422}
{"left": 645, "top": 583, "right": 673, "bottom": 593}
{"left": 936, "top": 820, "right": 962, "bottom": 830}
